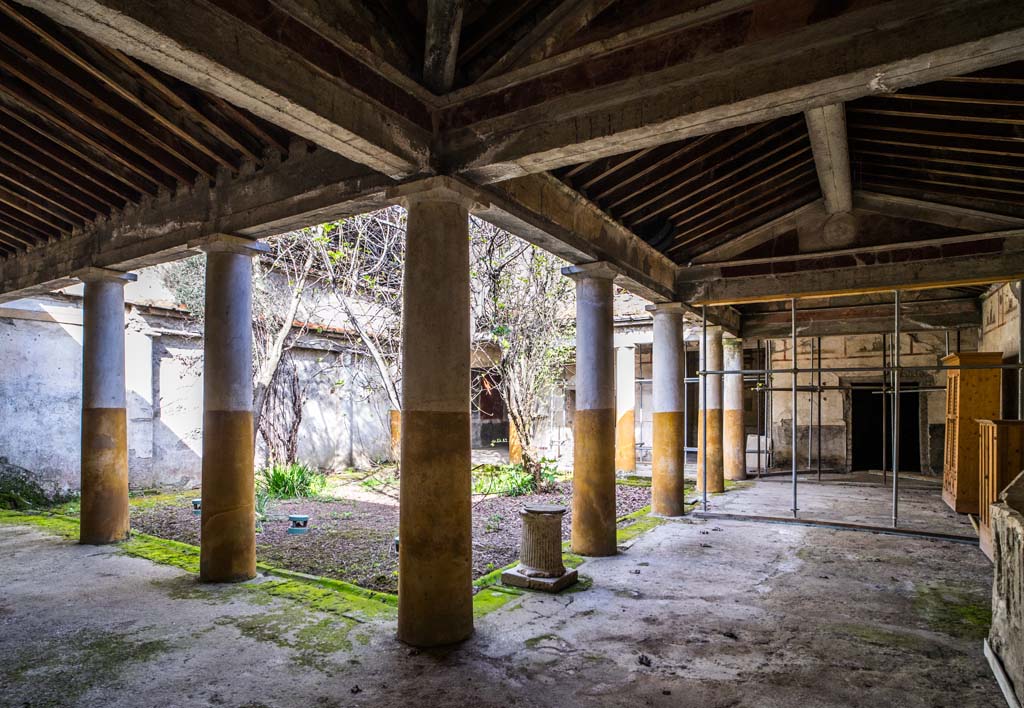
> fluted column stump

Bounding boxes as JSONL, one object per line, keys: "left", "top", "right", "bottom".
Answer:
{"left": 501, "top": 504, "right": 577, "bottom": 592}
{"left": 647, "top": 303, "right": 688, "bottom": 516}
{"left": 78, "top": 267, "right": 137, "bottom": 545}
{"left": 197, "top": 234, "right": 268, "bottom": 584}
{"left": 563, "top": 262, "right": 618, "bottom": 557}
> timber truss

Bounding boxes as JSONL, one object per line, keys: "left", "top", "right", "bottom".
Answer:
{"left": 1, "top": 0, "right": 1023, "bottom": 331}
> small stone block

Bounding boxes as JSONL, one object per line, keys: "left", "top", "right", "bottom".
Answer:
{"left": 501, "top": 567, "right": 578, "bottom": 593}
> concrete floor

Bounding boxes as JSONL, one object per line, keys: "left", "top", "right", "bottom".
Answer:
{"left": 0, "top": 479, "right": 1001, "bottom": 708}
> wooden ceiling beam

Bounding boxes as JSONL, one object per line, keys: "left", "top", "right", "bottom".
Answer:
{"left": 679, "top": 238, "right": 1024, "bottom": 306}
{"left": 0, "top": 46, "right": 203, "bottom": 183}
{"left": 687, "top": 200, "right": 823, "bottom": 264}
{"left": 0, "top": 202, "right": 63, "bottom": 241}
{"left": 670, "top": 156, "right": 816, "bottom": 228}
{"left": 853, "top": 191, "right": 1024, "bottom": 231}
{"left": 0, "top": 146, "right": 111, "bottom": 215}
{"left": 0, "top": 148, "right": 393, "bottom": 301}
{"left": 0, "top": 85, "right": 171, "bottom": 192}
{"left": 627, "top": 129, "right": 808, "bottom": 225}
{"left": 804, "top": 103, "right": 852, "bottom": 214}
{"left": 667, "top": 176, "right": 820, "bottom": 255}
{"left": 0, "top": 2, "right": 240, "bottom": 171}
{"left": 423, "top": 0, "right": 464, "bottom": 94}
{"left": 94, "top": 43, "right": 272, "bottom": 161}
{"left": 443, "top": 0, "right": 1024, "bottom": 181}
{"left": 476, "top": 0, "right": 618, "bottom": 82}
{"left": 0, "top": 169, "right": 98, "bottom": 222}
{"left": 0, "top": 115, "right": 136, "bottom": 205}
{"left": 20, "top": 0, "right": 430, "bottom": 177}
{"left": 0, "top": 184, "right": 77, "bottom": 233}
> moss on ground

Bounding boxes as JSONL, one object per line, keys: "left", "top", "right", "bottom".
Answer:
{"left": 214, "top": 605, "right": 364, "bottom": 671}
{"left": 616, "top": 475, "right": 652, "bottom": 488}
{"left": 2, "top": 627, "right": 169, "bottom": 707}
{"left": 913, "top": 584, "right": 991, "bottom": 640}
{"left": 0, "top": 509, "right": 79, "bottom": 539}
{"left": 616, "top": 505, "right": 667, "bottom": 545}
{"left": 833, "top": 623, "right": 936, "bottom": 653}
{"left": 128, "top": 491, "right": 194, "bottom": 510}
{"left": 123, "top": 533, "right": 201, "bottom": 573}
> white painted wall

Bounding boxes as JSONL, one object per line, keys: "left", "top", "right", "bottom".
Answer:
{"left": 0, "top": 271, "right": 393, "bottom": 492}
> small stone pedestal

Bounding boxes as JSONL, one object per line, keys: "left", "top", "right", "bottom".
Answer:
{"left": 501, "top": 504, "right": 578, "bottom": 592}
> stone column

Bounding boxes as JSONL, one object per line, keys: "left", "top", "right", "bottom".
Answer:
{"left": 198, "top": 235, "right": 268, "bottom": 583}
{"left": 79, "top": 268, "right": 136, "bottom": 545}
{"left": 698, "top": 326, "right": 725, "bottom": 494}
{"left": 614, "top": 345, "right": 636, "bottom": 473}
{"left": 648, "top": 303, "right": 687, "bottom": 516}
{"left": 723, "top": 337, "right": 747, "bottom": 481}
{"left": 563, "top": 262, "right": 618, "bottom": 557}
{"left": 396, "top": 181, "right": 473, "bottom": 647}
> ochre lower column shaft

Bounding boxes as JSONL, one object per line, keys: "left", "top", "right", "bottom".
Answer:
{"left": 572, "top": 407, "right": 617, "bottom": 556}
{"left": 697, "top": 410, "right": 725, "bottom": 494}
{"left": 724, "top": 408, "right": 746, "bottom": 481}
{"left": 398, "top": 410, "right": 473, "bottom": 646}
{"left": 200, "top": 410, "right": 256, "bottom": 582}
{"left": 652, "top": 411, "right": 686, "bottom": 516}
{"left": 80, "top": 407, "right": 129, "bottom": 544}
{"left": 615, "top": 409, "right": 635, "bottom": 473}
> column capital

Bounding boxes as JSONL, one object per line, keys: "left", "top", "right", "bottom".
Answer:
{"left": 387, "top": 176, "right": 484, "bottom": 209}
{"left": 74, "top": 267, "right": 138, "bottom": 285}
{"left": 190, "top": 233, "right": 271, "bottom": 256}
{"left": 645, "top": 302, "right": 688, "bottom": 316}
{"left": 561, "top": 261, "right": 619, "bottom": 282}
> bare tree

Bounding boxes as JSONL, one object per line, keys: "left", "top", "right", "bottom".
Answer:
{"left": 469, "top": 217, "right": 575, "bottom": 484}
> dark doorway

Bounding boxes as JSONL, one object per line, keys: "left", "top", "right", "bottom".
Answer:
{"left": 851, "top": 383, "right": 920, "bottom": 472}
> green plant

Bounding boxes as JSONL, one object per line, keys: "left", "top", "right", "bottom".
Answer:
{"left": 485, "top": 513, "right": 504, "bottom": 533}
{"left": 254, "top": 488, "right": 271, "bottom": 532}
{"left": 257, "top": 462, "right": 326, "bottom": 499}
{"left": 472, "top": 463, "right": 535, "bottom": 497}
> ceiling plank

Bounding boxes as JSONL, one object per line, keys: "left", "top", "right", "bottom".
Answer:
{"left": 476, "top": 0, "right": 618, "bottom": 82}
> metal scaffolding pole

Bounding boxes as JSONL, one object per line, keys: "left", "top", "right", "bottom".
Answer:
{"left": 808, "top": 338, "right": 814, "bottom": 471}
{"left": 702, "top": 306, "right": 709, "bottom": 513}
{"left": 882, "top": 332, "right": 887, "bottom": 486}
{"left": 766, "top": 340, "right": 773, "bottom": 469}
{"left": 683, "top": 337, "right": 689, "bottom": 462}
{"left": 945, "top": 330, "right": 950, "bottom": 357}
{"left": 756, "top": 339, "right": 762, "bottom": 479}
{"left": 893, "top": 290, "right": 902, "bottom": 529}
{"left": 817, "top": 336, "right": 822, "bottom": 482}
{"left": 791, "top": 298, "right": 798, "bottom": 518}
{"left": 1019, "top": 281, "right": 1024, "bottom": 420}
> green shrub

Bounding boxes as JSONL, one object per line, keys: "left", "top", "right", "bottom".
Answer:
{"left": 257, "top": 462, "right": 326, "bottom": 499}
{"left": 0, "top": 464, "right": 75, "bottom": 510}
{"left": 472, "top": 463, "right": 535, "bottom": 497}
